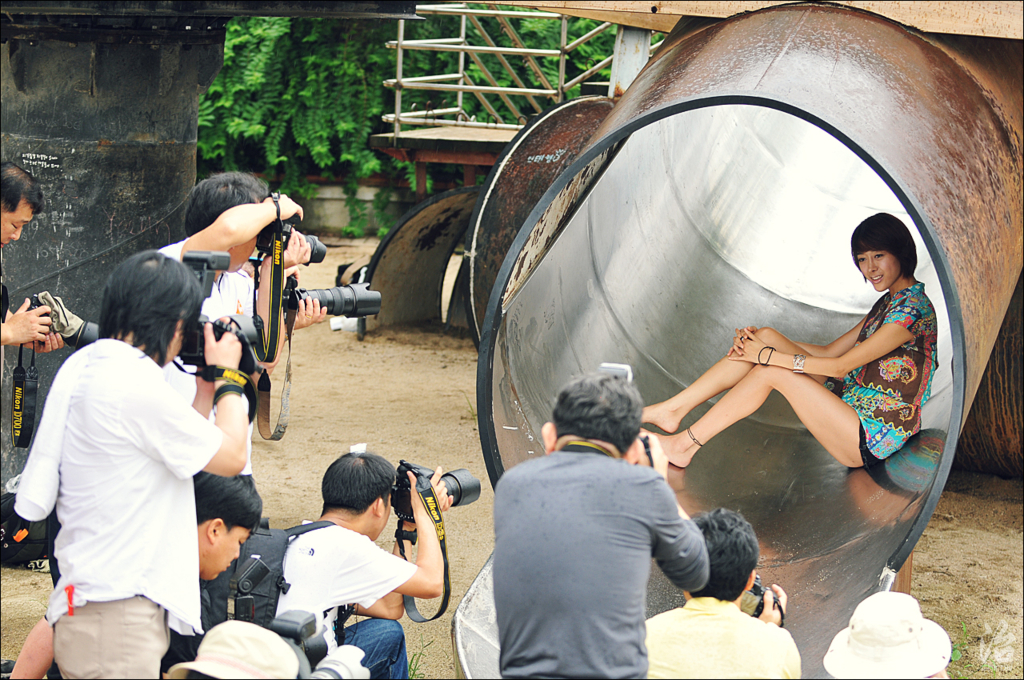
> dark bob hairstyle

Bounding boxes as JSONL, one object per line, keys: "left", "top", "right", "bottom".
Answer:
{"left": 99, "top": 250, "right": 204, "bottom": 365}
{"left": 850, "top": 212, "right": 918, "bottom": 280}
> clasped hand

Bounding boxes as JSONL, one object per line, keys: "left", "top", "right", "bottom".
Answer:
{"left": 726, "top": 326, "right": 766, "bottom": 364}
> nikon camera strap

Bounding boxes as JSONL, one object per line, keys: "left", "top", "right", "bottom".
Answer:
{"left": 256, "top": 304, "right": 297, "bottom": 441}
{"left": 395, "top": 478, "right": 452, "bottom": 622}
{"left": 11, "top": 344, "right": 38, "bottom": 448}
{"left": 253, "top": 193, "right": 288, "bottom": 366}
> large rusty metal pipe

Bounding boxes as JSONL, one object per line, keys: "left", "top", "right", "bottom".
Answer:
{"left": 465, "top": 5, "right": 1021, "bottom": 677}
{"left": 1, "top": 32, "right": 224, "bottom": 481}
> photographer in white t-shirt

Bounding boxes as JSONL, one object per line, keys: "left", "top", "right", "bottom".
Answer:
{"left": 15, "top": 250, "right": 250, "bottom": 679}
{"left": 160, "top": 172, "right": 327, "bottom": 473}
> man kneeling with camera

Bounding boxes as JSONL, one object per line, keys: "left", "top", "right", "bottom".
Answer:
{"left": 645, "top": 508, "right": 801, "bottom": 678}
{"left": 274, "top": 452, "right": 455, "bottom": 679}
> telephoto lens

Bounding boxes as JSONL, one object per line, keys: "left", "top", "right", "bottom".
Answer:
{"left": 289, "top": 283, "right": 381, "bottom": 317}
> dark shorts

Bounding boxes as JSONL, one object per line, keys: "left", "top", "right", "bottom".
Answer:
{"left": 859, "top": 425, "right": 885, "bottom": 468}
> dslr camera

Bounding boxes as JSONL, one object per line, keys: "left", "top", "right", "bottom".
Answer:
{"left": 255, "top": 199, "right": 381, "bottom": 319}
{"left": 739, "top": 574, "right": 784, "bottom": 626}
{"left": 255, "top": 210, "right": 327, "bottom": 265}
{"left": 269, "top": 610, "right": 369, "bottom": 679}
{"left": 27, "top": 293, "right": 99, "bottom": 349}
{"left": 178, "top": 251, "right": 261, "bottom": 376}
{"left": 391, "top": 460, "right": 481, "bottom": 523}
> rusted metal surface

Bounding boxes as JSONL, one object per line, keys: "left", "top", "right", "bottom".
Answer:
{"left": 956, "top": 271, "right": 1023, "bottom": 478}
{"left": 466, "top": 96, "right": 614, "bottom": 344}
{"left": 363, "top": 186, "right": 479, "bottom": 332}
{"left": 1, "top": 37, "right": 221, "bottom": 483}
{"left": 465, "top": 5, "right": 1022, "bottom": 678}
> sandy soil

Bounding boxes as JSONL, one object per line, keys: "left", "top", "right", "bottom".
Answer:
{"left": 2, "top": 239, "right": 1021, "bottom": 679}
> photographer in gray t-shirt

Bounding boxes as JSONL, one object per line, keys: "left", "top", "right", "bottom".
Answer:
{"left": 493, "top": 373, "right": 710, "bottom": 679}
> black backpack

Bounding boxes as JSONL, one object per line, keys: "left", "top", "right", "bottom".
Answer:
{"left": 163, "top": 520, "right": 334, "bottom": 675}
{"left": 0, "top": 491, "right": 48, "bottom": 565}
{"left": 204, "top": 520, "right": 334, "bottom": 629}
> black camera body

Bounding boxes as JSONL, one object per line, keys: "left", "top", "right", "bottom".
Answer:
{"left": 739, "top": 574, "right": 782, "bottom": 625}
{"left": 179, "top": 251, "right": 260, "bottom": 375}
{"left": 256, "top": 213, "right": 327, "bottom": 265}
{"left": 391, "top": 460, "right": 481, "bottom": 524}
{"left": 179, "top": 314, "right": 260, "bottom": 376}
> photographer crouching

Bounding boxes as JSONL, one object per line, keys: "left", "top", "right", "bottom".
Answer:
{"left": 14, "top": 251, "right": 250, "bottom": 678}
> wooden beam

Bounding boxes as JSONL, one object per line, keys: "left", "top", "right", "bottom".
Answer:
{"left": 491, "top": 1, "right": 1023, "bottom": 40}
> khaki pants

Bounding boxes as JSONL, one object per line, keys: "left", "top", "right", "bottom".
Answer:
{"left": 53, "top": 596, "right": 170, "bottom": 679}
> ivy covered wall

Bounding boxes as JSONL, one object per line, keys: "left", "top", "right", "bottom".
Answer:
{"left": 196, "top": 8, "right": 620, "bottom": 236}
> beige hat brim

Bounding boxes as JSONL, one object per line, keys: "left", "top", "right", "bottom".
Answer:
{"left": 823, "top": 619, "right": 951, "bottom": 679}
{"left": 167, "top": 656, "right": 277, "bottom": 680}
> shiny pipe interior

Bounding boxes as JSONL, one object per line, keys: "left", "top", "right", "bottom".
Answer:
{"left": 478, "top": 103, "right": 954, "bottom": 676}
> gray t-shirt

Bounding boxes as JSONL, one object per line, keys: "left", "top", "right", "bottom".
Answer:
{"left": 493, "top": 447, "right": 709, "bottom": 678}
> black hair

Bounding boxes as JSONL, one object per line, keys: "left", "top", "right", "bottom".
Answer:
{"left": 690, "top": 508, "right": 760, "bottom": 602}
{"left": 321, "top": 452, "right": 396, "bottom": 515}
{"left": 183, "top": 172, "right": 269, "bottom": 237}
{"left": 551, "top": 373, "right": 643, "bottom": 455}
{"left": 851, "top": 213, "right": 917, "bottom": 280}
{"left": 193, "top": 472, "right": 263, "bottom": 534}
{"left": 99, "top": 250, "right": 203, "bottom": 365}
{"left": 1, "top": 161, "right": 44, "bottom": 214}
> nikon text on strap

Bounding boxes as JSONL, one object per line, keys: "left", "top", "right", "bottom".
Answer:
{"left": 199, "top": 365, "right": 259, "bottom": 424}
{"left": 11, "top": 344, "right": 39, "bottom": 448}
{"left": 253, "top": 193, "right": 288, "bottom": 365}
{"left": 395, "top": 478, "right": 452, "bottom": 622}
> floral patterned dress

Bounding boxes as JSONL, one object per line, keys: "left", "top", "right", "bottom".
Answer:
{"left": 825, "top": 282, "right": 938, "bottom": 460}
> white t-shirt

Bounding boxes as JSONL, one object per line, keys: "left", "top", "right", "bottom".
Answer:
{"left": 159, "top": 240, "right": 257, "bottom": 474}
{"left": 44, "top": 340, "right": 223, "bottom": 632}
{"left": 276, "top": 524, "right": 417, "bottom": 651}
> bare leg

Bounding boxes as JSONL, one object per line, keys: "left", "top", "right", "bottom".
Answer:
{"left": 11, "top": 617, "right": 53, "bottom": 679}
{"left": 662, "top": 365, "right": 862, "bottom": 468}
{"left": 643, "top": 327, "right": 827, "bottom": 433}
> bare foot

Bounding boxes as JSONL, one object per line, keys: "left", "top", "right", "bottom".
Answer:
{"left": 642, "top": 402, "right": 684, "bottom": 434}
{"left": 660, "top": 432, "right": 701, "bottom": 468}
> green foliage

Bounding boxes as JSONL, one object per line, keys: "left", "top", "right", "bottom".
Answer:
{"left": 196, "top": 9, "right": 631, "bottom": 236}
{"left": 198, "top": 16, "right": 405, "bottom": 233}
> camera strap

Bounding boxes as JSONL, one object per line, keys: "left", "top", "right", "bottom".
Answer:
{"left": 256, "top": 306, "right": 297, "bottom": 441}
{"left": 200, "top": 365, "right": 259, "bottom": 423}
{"left": 395, "top": 482, "right": 452, "bottom": 622}
{"left": 253, "top": 193, "right": 287, "bottom": 365}
{"left": 11, "top": 344, "right": 39, "bottom": 448}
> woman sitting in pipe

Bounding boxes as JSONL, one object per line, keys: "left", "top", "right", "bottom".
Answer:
{"left": 643, "top": 213, "right": 938, "bottom": 469}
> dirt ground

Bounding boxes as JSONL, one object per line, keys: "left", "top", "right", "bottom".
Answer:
{"left": 2, "top": 239, "right": 1021, "bottom": 679}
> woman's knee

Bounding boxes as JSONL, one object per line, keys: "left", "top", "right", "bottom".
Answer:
{"left": 755, "top": 327, "right": 785, "bottom": 345}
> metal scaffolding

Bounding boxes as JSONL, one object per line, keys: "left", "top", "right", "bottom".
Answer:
{"left": 383, "top": 3, "right": 659, "bottom": 138}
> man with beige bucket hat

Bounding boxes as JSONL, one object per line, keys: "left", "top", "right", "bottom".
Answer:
{"left": 168, "top": 620, "right": 369, "bottom": 679}
{"left": 824, "top": 591, "right": 951, "bottom": 678}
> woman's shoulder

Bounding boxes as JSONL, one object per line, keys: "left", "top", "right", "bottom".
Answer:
{"left": 900, "top": 282, "right": 935, "bottom": 314}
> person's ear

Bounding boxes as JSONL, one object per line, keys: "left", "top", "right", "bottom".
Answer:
{"left": 622, "top": 438, "right": 644, "bottom": 465}
{"left": 199, "top": 518, "right": 226, "bottom": 545}
{"left": 745, "top": 570, "right": 757, "bottom": 592}
{"left": 542, "top": 422, "right": 557, "bottom": 454}
{"left": 372, "top": 496, "right": 387, "bottom": 518}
